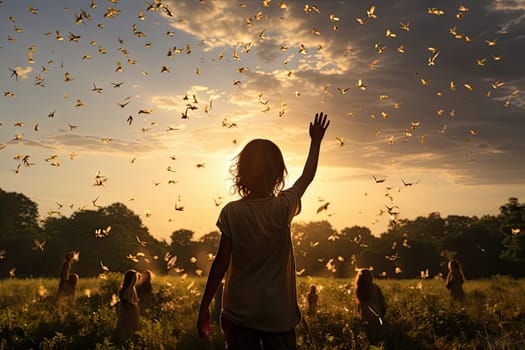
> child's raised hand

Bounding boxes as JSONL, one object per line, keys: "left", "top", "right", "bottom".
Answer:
{"left": 309, "top": 112, "right": 330, "bottom": 142}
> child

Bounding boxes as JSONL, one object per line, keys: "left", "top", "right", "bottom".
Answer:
{"left": 136, "top": 269, "right": 153, "bottom": 311}
{"left": 117, "top": 269, "right": 140, "bottom": 340}
{"left": 446, "top": 260, "right": 465, "bottom": 302}
{"left": 56, "top": 251, "right": 79, "bottom": 306}
{"left": 354, "top": 268, "right": 387, "bottom": 345}
{"left": 197, "top": 112, "right": 330, "bottom": 349}
{"left": 307, "top": 285, "right": 320, "bottom": 315}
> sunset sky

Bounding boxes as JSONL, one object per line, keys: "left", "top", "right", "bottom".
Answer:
{"left": 1, "top": 0, "right": 524, "bottom": 241}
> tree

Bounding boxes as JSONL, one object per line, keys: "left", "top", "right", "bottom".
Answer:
{"left": 441, "top": 215, "right": 504, "bottom": 278}
{"left": 400, "top": 212, "right": 446, "bottom": 243}
{"left": 198, "top": 231, "right": 220, "bottom": 255}
{"left": 0, "top": 189, "right": 43, "bottom": 277}
{"left": 169, "top": 229, "right": 197, "bottom": 274}
{"left": 170, "top": 229, "right": 194, "bottom": 248}
{"left": 195, "top": 231, "right": 221, "bottom": 275}
{"left": 3, "top": 185, "right": 525, "bottom": 279}
{"left": 292, "top": 221, "right": 338, "bottom": 277}
{"left": 499, "top": 197, "right": 525, "bottom": 264}
{"left": 374, "top": 213, "right": 445, "bottom": 278}
{"left": 335, "top": 226, "right": 377, "bottom": 277}
{"left": 40, "top": 203, "right": 167, "bottom": 277}
{"left": 0, "top": 188, "right": 41, "bottom": 237}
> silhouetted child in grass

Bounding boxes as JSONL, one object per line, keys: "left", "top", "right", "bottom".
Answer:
{"left": 354, "top": 268, "right": 387, "bottom": 346}
{"left": 307, "top": 285, "right": 320, "bottom": 315}
{"left": 117, "top": 269, "right": 140, "bottom": 341}
{"left": 56, "top": 251, "right": 79, "bottom": 307}
{"left": 197, "top": 112, "right": 330, "bottom": 349}
{"left": 136, "top": 269, "right": 153, "bottom": 311}
{"left": 446, "top": 260, "right": 465, "bottom": 302}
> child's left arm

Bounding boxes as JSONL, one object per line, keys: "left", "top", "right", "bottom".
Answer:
{"left": 197, "top": 234, "right": 231, "bottom": 338}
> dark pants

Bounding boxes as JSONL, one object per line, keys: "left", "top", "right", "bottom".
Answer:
{"left": 221, "top": 314, "right": 297, "bottom": 350}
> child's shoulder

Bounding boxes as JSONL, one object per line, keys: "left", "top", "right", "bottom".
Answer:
{"left": 218, "top": 199, "right": 245, "bottom": 215}
{"left": 222, "top": 198, "right": 244, "bottom": 208}
{"left": 278, "top": 186, "right": 301, "bottom": 200}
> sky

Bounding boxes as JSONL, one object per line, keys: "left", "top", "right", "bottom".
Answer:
{"left": 1, "top": 0, "right": 524, "bottom": 242}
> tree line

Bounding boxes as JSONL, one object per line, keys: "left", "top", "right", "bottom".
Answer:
{"left": 0, "top": 188, "right": 524, "bottom": 279}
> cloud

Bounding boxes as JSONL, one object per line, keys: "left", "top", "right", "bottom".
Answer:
{"left": 164, "top": 0, "right": 352, "bottom": 74}
{"left": 151, "top": 96, "right": 179, "bottom": 111}
{"left": 5, "top": 0, "right": 521, "bottom": 190}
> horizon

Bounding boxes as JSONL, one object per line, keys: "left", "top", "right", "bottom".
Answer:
{"left": 1, "top": 185, "right": 519, "bottom": 242}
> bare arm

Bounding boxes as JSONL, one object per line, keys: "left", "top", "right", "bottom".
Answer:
{"left": 292, "top": 112, "right": 330, "bottom": 197}
{"left": 197, "top": 234, "right": 232, "bottom": 338}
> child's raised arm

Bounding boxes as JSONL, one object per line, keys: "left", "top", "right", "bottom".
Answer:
{"left": 293, "top": 112, "right": 330, "bottom": 197}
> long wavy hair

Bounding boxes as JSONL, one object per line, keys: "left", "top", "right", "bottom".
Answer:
{"left": 448, "top": 260, "right": 465, "bottom": 281}
{"left": 230, "top": 139, "right": 287, "bottom": 198}
{"left": 355, "top": 268, "right": 374, "bottom": 303}
{"left": 119, "top": 269, "right": 139, "bottom": 303}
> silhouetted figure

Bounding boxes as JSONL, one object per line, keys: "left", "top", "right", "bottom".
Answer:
{"left": 117, "top": 269, "right": 140, "bottom": 341}
{"left": 136, "top": 269, "right": 153, "bottom": 311}
{"left": 197, "top": 113, "right": 330, "bottom": 349}
{"left": 354, "top": 268, "right": 387, "bottom": 345}
{"left": 66, "top": 273, "right": 79, "bottom": 297}
{"left": 446, "top": 260, "right": 465, "bottom": 302}
{"left": 307, "top": 285, "right": 320, "bottom": 315}
{"left": 57, "top": 251, "right": 79, "bottom": 307}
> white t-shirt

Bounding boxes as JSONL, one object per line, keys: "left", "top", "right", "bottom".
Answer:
{"left": 217, "top": 187, "right": 302, "bottom": 332}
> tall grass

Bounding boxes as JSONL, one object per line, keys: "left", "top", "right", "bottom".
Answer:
{"left": 0, "top": 275, "right": 524, "bottom": 349}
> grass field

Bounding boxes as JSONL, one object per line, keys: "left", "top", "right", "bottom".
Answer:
{"left": 0, "top": 274, "right": 524, "bottom": 349}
